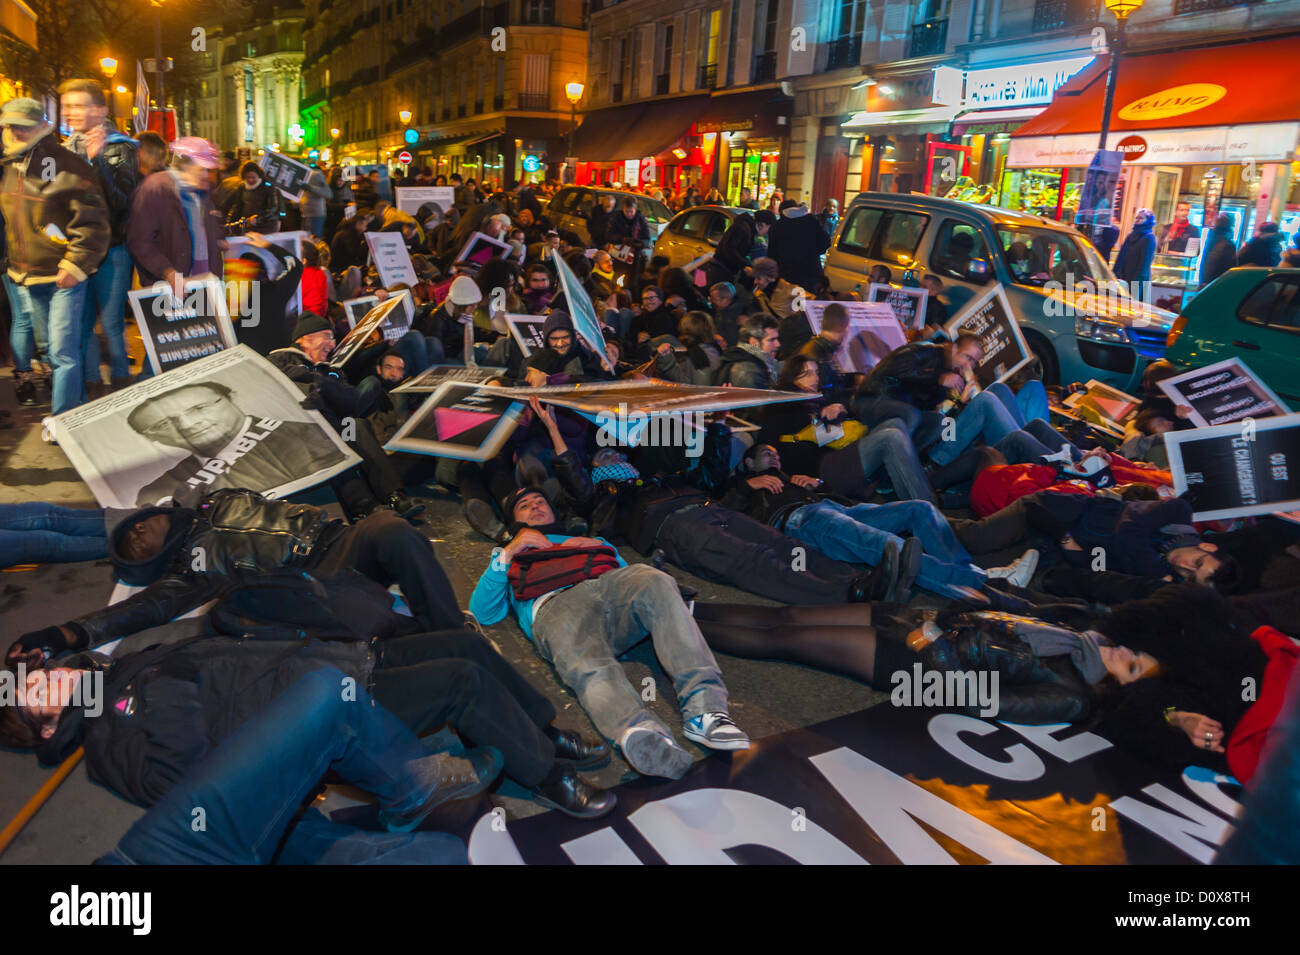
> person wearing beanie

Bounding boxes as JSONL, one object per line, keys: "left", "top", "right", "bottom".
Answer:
{"left": 766, "top": 197, "right": 829, "bottom": 293}
{"left": 228, "top": 231, "right": 305, "bottom": 355}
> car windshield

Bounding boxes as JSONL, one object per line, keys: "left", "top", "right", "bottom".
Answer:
{"left": 996, "top": 226, "right": 1127, "bottom": 297}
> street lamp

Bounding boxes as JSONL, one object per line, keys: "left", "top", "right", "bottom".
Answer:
{"left": 100, "top": 57, "right": 118, "bottom": 125}
{"left": 330, "top": 127, "right": 340, "bottom": 139}
{"left": 1097, "top": 0, "right": 1146, "bottom": 151}
{"left": 399, "top": 108, "right": 412, "bottom": 125}
{"left": 565, "top": 81, "right": 584, "bottom": 162}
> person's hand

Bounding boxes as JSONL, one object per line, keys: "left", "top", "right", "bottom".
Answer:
{"left": 1081, "top": 447, "right": 1112, "bottom": 465}
{"left": 1175, "top": 404, "right": 1193, "bottom": 420}
{"left": 636, "top": 331, "right": 650, "bottom": 343}
{"left": 960, "top": 379, "right": 980, "bottom": 402}
{"left": 503, "top": 528, "right": 554, "bottom": 561}
{"left": 529, "top": 396, "right": 559, "bottom": 434}
{"left": 84, "top": 126, "right": 107, "bottom": 160}
{"left": 525, "top": 367, "right": 549, "bottom": 388}
{"left": 163, "top": 269, "right": 185, "bottom": 302}
{"left": 790, "top": 474, "right": 822, "bottom": 489}
{"left": 1060, "top": 534, "right": 1083, "bottom": 552}
{"left": 822, "top": 403, "right": 847, "bottom": 420}
{"left": 656, "top": 342, "right": 673, "bottom": 356}
{"left": 54, "top": 269, "right": 78, "bottom": 290}
{"left": 6, "top": 625, "right": 75, "bottom": 669}
{"left": 1170, "top": 711, "right": 1226, "bottom": 753}
{"left": 747, "top": 474, "right": 785, "bottom": 493}
{"left": 562, "top": 536, "right": 607, "bottom": 550}
{"left": 243, "top": 231, "right": 271, "bottom": 249}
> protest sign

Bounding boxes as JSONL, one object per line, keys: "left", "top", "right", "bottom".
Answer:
{"left": 365, "top": 231, "right": 418, "bottom": 287}
{"left": 1158, "top": 358, "right": 1289, "bottom": 428}
{"left": 552, "top": 250, "right": 612, "bottom": 371}
{"left": 1061, "top": 380, "right": 1141, "bottom": 438}
{"left": 224, "top": 230, "right": 307, "bottom": 317}
{"left": 330, "top": 293, "right": 411, "bottom": 367}
{"left": 944, "top": 284, "right": 1032, "bottom": 387}
{"left": 395, "top": 186, "right": 455, "bottom": 216}
{"left": 257, "top": 150, "right": 313, "bottom": 202}
{"left": 1165, "top": 412, "right": 1300, "bottom": 520}
{"left": 867, "top": 283, "right": 928, "bottom": 331}
{"left": 392, "top": 365, "right": 508, "bottom": 394}
{"left": 455, "top": 231, "right": 512, "bottom": 269}
{"left": 475, "top": 379, "right": 806, "bottom": 418}
{"left": 803, "top": 300, "right": 906, "bottom": 373}
{"left": 342, "top": 295, "right": 379, "bottom": 329}
{"left": 385, "top": 381, "right": 525, "bottom": 462}
{"left": 128, "top": 276, "right": 237, "bottom": 375}
{"left": 48, "top": 345, "right": 358, "bottom": 509}
{"left": 505, "top": 313, "right": 548, "bottom": 358}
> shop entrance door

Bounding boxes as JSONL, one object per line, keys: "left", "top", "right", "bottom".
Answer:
{"left": 1117, "top": 165, "right": 1181, "bottom": 238}
{"left": 813, "top": 132, "right": 850, "bottom": 212}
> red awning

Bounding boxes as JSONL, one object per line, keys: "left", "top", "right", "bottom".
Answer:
{"left": 1016, "top": 33, "right": 1300, "bottom": 137}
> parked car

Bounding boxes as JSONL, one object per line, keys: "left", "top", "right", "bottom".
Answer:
{"left": 1166, "top": 267, "right": 1300, "bottom": 405}
{"left": 824, "top": 193, "right": 1177, "bottom": 390}
{"left": 547, "top": 186, "right": 675, "bottom": 247}
{"left": 653, "top": 205, "right": 750, "bottom": 270}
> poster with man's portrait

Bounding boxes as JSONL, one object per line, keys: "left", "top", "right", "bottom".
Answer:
{"left": 48, "top": 345, "right": 360, "bottom": 509}
{"left": 803, "top": 300, "right": 907, "bottom": 373}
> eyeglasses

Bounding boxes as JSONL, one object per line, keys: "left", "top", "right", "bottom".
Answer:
{"left": 136, "top": 398, "right": 227, "bottom": 440}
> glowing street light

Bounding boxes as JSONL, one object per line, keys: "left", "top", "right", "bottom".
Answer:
{"left": 565, "top": 81, "right": 584, "bottom": 163}
{"left": 399, "top": 108, "right": 412, "bottom": 125}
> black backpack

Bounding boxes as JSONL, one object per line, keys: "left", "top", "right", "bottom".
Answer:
{"left": 210, "top": 569, "right": 413, "bottom": 642}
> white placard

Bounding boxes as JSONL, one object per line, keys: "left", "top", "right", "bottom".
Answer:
{"left": 365, "top": 231, "right": 418, "bottom": 288}
{"left": 803, "top": 300, "right": 907, "bottom": 373}
{"left": 395, "top": 186, "right": 456, "bottom": 216}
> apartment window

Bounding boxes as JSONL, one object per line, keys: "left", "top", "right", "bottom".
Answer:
{"left": 826, "top": 0, "right": 866, "bottom": 70}
{"left": 520, "top": 52, "right": 551, "bottom": 110}
{"left": 656, "top": 23, "right": 673, "bottom": 95}
{"left": 910, "top": 0, "right": 950, "bottom": 58}
{"left": 612, "top": 37, "right": 627, "bottom": 102}
{"left": 522, "top": 0, "right": 556, "bottom": 25}
{"left": 698, "top": 9, "right": 720, "bottom": 88}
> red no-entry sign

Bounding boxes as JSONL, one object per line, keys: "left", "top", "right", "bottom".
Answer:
{"left": 397, "top": 150, "right": 412, "bottom": 164}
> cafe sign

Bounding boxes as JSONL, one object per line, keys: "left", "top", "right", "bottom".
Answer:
{"left": 962, "top": 57, "right": 1093, "bottom": 109}
{"left": 1118, "top": 83, "right": 1227, "bottom": 122}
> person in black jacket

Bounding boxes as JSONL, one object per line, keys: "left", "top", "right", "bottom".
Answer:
{"left": 606, "top": 196, "right": 651, "bottom": 248}
{"left": 224, "top": 160, "right": 282, "bottom": 235}
{"left": 766, "top": 199, "right": 829, "bottom": 293}
{"left": 1238, "top": 222, "right": 1283, "bottom": 267}
{"left": 711, "top": 210, "right": 773, "bottom": 280}
{"left": 1199, "top": 214, "right": 1237, "bottom": 287}
{"left": 718, "top": 314, "right": 780, "bottom": 389}
{"left": 229, "top": 232, "right": 303, "bottom": 354}
{"left": 329, "top": 207, "right": 374, "bottom": 273}
{"left": 586, "top": 193, "right": 616, "bottom": 248}
{"left": 60, "top": 79, "right": 142, "bottom": 393}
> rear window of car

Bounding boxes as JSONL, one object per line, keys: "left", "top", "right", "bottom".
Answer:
{"left": 638, "top": 197, "right": 673, "bottom": 222}
{"left": 1238, "top": 275, "right": 1300, "bottom": 332}
{"left": 676, "top": 210, "right": 714, "bottom": 237}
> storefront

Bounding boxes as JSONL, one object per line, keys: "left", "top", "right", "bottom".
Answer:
{"left": 412, "top": 119, "right": 564, "bottom": 190}
{"left": 1011, "top": 34, "right": 1300, "bottom": 308}
{"left": 692, "top": 88, "right": 791, "bottom": 206}
{"left": 570, "top": 95, "right": 711, "bottom": 190}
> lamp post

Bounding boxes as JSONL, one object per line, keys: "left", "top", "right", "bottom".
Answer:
{"left": 565, "top": 81, "right": 584, "bottom": 176}
{"left": 100, "top": 57, "right": 118, "bottom": 125}
{"left": 150, "top": 0, "right": 165, "bottom": 128}
{"left": 1097, "top": 0, "right": 1145, "bottom": 152}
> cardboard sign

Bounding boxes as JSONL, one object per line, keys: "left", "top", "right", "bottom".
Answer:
{"left": 455, "top": 231, "right": 512, "bottom": 269}
{"left": 505, "top": 313, "right": 548, "bottom": 358}
{"left": 391, "top": 364, "right": 508, "bottom": 394}
{"left": 1061, "top": 379, "right": 1141, "bottom": 438}
{"left": 342, "top": 295, "right": 380, "bottom": 329}
{"left": 803, "top": 300, "right": 907, "bottom": 373}
{"left": 395, "top": 186, "right": 455, "bottom": 216}
{"left": 1165, "top": 412, "right": 1300, "bottom": 521}
{"left": 128, "top": 276, "right": 237, "bottom": 375}
{"left": 1158, "top": 358, "right": 1289, "bottom": 428}
{"left": 552, "top": 250, "right": 612, "bottom": 372}
{"left": 47, "top": 345, "right": 358, "bottom": 509}
{"left": 364, "top": 231, "right": 418, "bottom": 288}
{"left": 330, "top": 293, "right": 411, "bottom": 367}
{"left": 475, "top": 379, "right": 807, "bottom": 417}
{"left": 257, "top": 150, "right": 313, "bottom": 202}
{"left": 384, "top": 381, "right": 524, "bottom": 462}
{"left": 944, "top": 283, "right": 1032, "bottom": 387}
{"left": 868, "top": 283, "right": 929, "bottom": 331}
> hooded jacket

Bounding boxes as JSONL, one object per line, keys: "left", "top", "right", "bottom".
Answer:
{"left": 0, "top": 125, "right": 110, "bottom": 284}
{"left": 1113, "top": 219, "right": 1156, "bottom": 285}
{"left": 766, "top": 209, "right": 829, "bottom": 292}
{"left": 1199, "top": 222, "right": 1237, "bottom": 286}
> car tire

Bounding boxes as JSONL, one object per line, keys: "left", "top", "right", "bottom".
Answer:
{"left": 1023, "top": 330, "right": 1059, "bottom": 388}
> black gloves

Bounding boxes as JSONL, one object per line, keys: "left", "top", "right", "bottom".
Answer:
{"left": 6, "top": 625, "right": 70, "bottom": 667}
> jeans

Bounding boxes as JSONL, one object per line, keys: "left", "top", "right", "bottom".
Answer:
{"left": 304, "top": 215, "right": 325, "bottom": 239}
{"left": 5, "top": 272, "right": 37, "bottom": 371}
{"left": 0, "top": 503, "right": 107, "bottom": 568}
{"left": 109, "top": 668, "right": 467, "bottom": 865}
{"left": 786, "top": 499, "right": 984, "bottom": 598}
{"left": 929, "top": 387, "right": 1021, "bottom": 466}
{"left": 13, "top": 281, "right": 88, "bottom": 414}
{"left": 986, "top": 381, "right": 1073, "bottom": 453}
{"left": 81, "top": 244, "right": 134, "bottom": 382}
{"left": 393, "top": 329, "right": 447, "bottom": 376}
{"left": 530, "top": 564, "right": 728, "bottom": 742}
{"left": 856, "top": 422, "right": 934, "bottom": 501}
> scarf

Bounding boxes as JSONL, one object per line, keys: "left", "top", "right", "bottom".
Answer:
{"left": 169, "top": 170, "right": 209, "bottom": 272}
{"left": 1003, "top": 616, "right": 1109, "bottom": 685}
{"left": 592, "top": 462, "right": 641, "bottom": 484}
{"left": 63, "top": 121, "right": 119, "bottom": 158}
{"left": 739, "top": 341, "right": 779, "bottom": 378}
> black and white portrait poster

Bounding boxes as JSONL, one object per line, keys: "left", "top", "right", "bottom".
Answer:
{"left": 48, "top": 345, "right": 359, "bottom": 509}
{"left": 385, "top": 381, "right": 524, "bottom": 462}
{"left": 868, "top": 283, "right": 929, "bottom": 331}
{"left": 944, "top": 284, "right": 1031, "bottom": 387}
{"left": 128, "top": 275, "right": 237, "bottom": 375}
{"left": 330, "top": 293, "right": 411, "bottom": 367}
{"left": 391, "top": 364, "right": 507, "bottom": 394}
{"left": 505, "top": 313, "right": 547, "bottom": 358}
{"left": 1166, "top": 412, "right": 1300, "bottom": 521}
{"left": 257, "top": 150, "right": 313, "bottom": 202}
{"left": 803, "top": 300, "right": 906, "bottom": 373}
{"left": 1158, "top": 358, "right": 1289, "bottom": 428}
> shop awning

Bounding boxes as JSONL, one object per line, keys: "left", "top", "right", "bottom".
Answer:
{"left": 841, "top": 106, "right": 961, "bottom": 135}
{"left": 414, "top": 131, "right": 486, "bottom": 155}
{"left": 693, "top": 88, "right": 792, "bottom": 139}
{"left": 0, "top": 0, "right": 37, "bottom": 50}
{"left": 463, "top": 129, "right": 505, "bottom": 147}
{"left": 952, "top": 106, "right": 1045, "bottom": 136}
{"left": 572, "top": 95, "right": 710, "bottom": 162}
{"left": 1010, "top": 34, "right": 1300, "bottom": 165}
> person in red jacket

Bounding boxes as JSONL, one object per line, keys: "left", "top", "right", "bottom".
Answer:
{"left": 300, "top": 240, "right": 328, "bottom": 318}
{"left": 970, "top": 454, "right": 1173, "bottom": 518}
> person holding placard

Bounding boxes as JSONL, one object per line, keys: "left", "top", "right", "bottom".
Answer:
{"left": 224, "top": 161, "right": 282, "bottom": 236}
{"left": 230, "top": 232, "right": 304, "bottom": 355}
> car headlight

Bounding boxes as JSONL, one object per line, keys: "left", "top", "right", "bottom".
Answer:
{"left": 1074, "top": 316, "right": 1129, "bottom": 343}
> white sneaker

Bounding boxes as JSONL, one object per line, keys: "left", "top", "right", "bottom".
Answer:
{"left": 619, "top": 725, "right": 693, "bottom": 778}
{"left": 683, "top": 712, "right": 750, "bottom": 751}
{"left": 985, "top": 548, "right": 1040, "bottom": 589}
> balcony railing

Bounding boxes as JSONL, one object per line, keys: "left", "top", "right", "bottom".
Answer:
{"left": 753, "top": 50, "right": 777, "bottom": 82}
{"left": 824, "top": 36, "right": 862, "bottom": 71}
{"left": 1032, "top": 0, "right": 1098, "bottom": 31}
{"left": 1173, "top": 0, "right": 1261, "bottom": 12}
{"left": 908, "top": 18, "right": 948, "bottom": 58}
{"left": 697, "top": 62, "right": 718, "bottom": 89}
{"left": 518, "top": 91, "right": 550, "bottom": 110}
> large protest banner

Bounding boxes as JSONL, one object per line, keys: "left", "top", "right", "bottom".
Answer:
{"left": 49, "top": 345, "right": 358, "bottom": 509}
{"left": 944, "top": 283, "right": 1032, "bottom": 387}
{"left": 395, "top": 186, "right": 455, "bottom": 216}
{"left": 128, "top": 276, "right": 237, "bottom": 375}
{"left": 365, "top": 231, "right": 418, "bottom": 287}
{"left": 1165, "top": 412, "right": 1300, "bottom": 521}
{"left": 475, "top": 379, "right": 807, "bottom": 417}
{"left": 803, "top": 300, "right": 907, "bottom": 373}
{"left": 330, "top": 294, "right": 411, "bottom": 367}
{"left": 257, "top": 150, "right": 313, "bottom": 202}
{"left": 1158, "top": 358, "right": 1289, "bottom": 428}
{"left": 867, "top": 283, "right": 928, "bottom": 331}
{"left": 467, "top": 703, "right": 1233, "bottom": 865}
{"left": 385, "top": 381, "right": 525, "bottom": 461}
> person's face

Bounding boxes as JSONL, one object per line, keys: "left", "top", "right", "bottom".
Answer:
{"left": 177, "top": 160, "right": 211, "bottom": 190}
{"left": 298, "top": 329, "right": 336, "bottom": 363}
{"left": 601, "top": 196, "right": 615, "bottom": 211}
{"left": 133, "top": 387, "right": 244, "bottom": 453}
{"left": 921, "top": 278, "right": 941, "bottom": 295}
{"left": 3, "top": 122, "right": 43, "bottom": 144}
{"left": 622, "top": 204, "right": 636, "bottom": 219}
{"left": 594, "top": 251, "right": 611, "bottom": 270}
{"left": 951, "top": 342, "right": 983, "bottom": 374}
{"left": 593, "top": 448, "right": 627, "bottom": 468}
{"left": 518, "top": 209, "right": 534, "bottom": 227}
{"left": 1147, "top": 416, "right": 1175, "bottom": 436}
{"left": 1174, "top": 203, "right": 1190, "bottom": 224}
{"left": 378, "top": 356, "right": 406, "bottom": 382}
{"left": 753, "top": 272, "right": 773, "bottom": 291}
{"left": 19, "top": 668, "right": 86, "bottom": 739}
{"left": 641, "top": 290, "right": 662, "bottom": 311}
{"left": 759, "top": 328, "right": 780, "bottom": 356}
{"left": 1167, "top": 543, "right": 1221, "bottom": 585}
{"left": 795, "top": 361, "right": 819, "bottom": 392}
{"left": 513, "top": 491, "right": 555, "bottom": 527}
{"left": 122, "top": 513, "right": 171, "bottom": 561}
{"left": 710, "top": 287, "right": 732, "bottom": 309}
{"left": 823, "top": 327, "right": 846, "bottom": 345}
{"left": 242, "top": 169, "right": 262, "bottom": 189}
{"left": 751, "top": 445, "right": 781, "bottom": 471}
{"left": 60, "top": 91, "right": 104, "bottom": 133}
{"left": 547, "top": 329, "right": 574, "bottom": 355}
{"left": 756, "top": 222, "right": 771, "bottom": 237}
{"left": 527, "top": 272, "right": 551, "bottom": 291}
{"left": 1099, "top": 645, "right": 1159, "bottom": 685}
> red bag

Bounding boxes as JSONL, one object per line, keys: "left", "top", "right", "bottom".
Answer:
{"left": 507, "top": 545, "right": 621, "bottom": 601}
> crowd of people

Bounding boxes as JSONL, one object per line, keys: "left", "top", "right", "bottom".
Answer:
{"left": 1, "top": 86, "right": 1297, "bottom": 866}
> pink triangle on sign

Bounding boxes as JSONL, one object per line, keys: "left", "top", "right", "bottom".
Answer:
{"left": 434, "top": 405, "right": 495, "bottom": 441}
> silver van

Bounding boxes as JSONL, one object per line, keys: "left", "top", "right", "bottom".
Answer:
{"left": 824, "top": 193, "right": 1176, "bottom": 390}
{"left": 547, "top": 186, "right": 674, "bottom": 247}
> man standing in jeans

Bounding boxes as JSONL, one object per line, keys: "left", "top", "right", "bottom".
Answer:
{"left": 60, "top": 79, "right": 141, "bottom": 395}
{"left": 0, "top": 97, "right": 109, "bottom": 415}
{"left": 469, "top": 486, "right": 749, "bottom": 780}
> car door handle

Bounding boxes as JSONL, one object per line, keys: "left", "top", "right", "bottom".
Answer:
{"left": 1231, "top": 340, "right": 1262, "bottom": 350}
